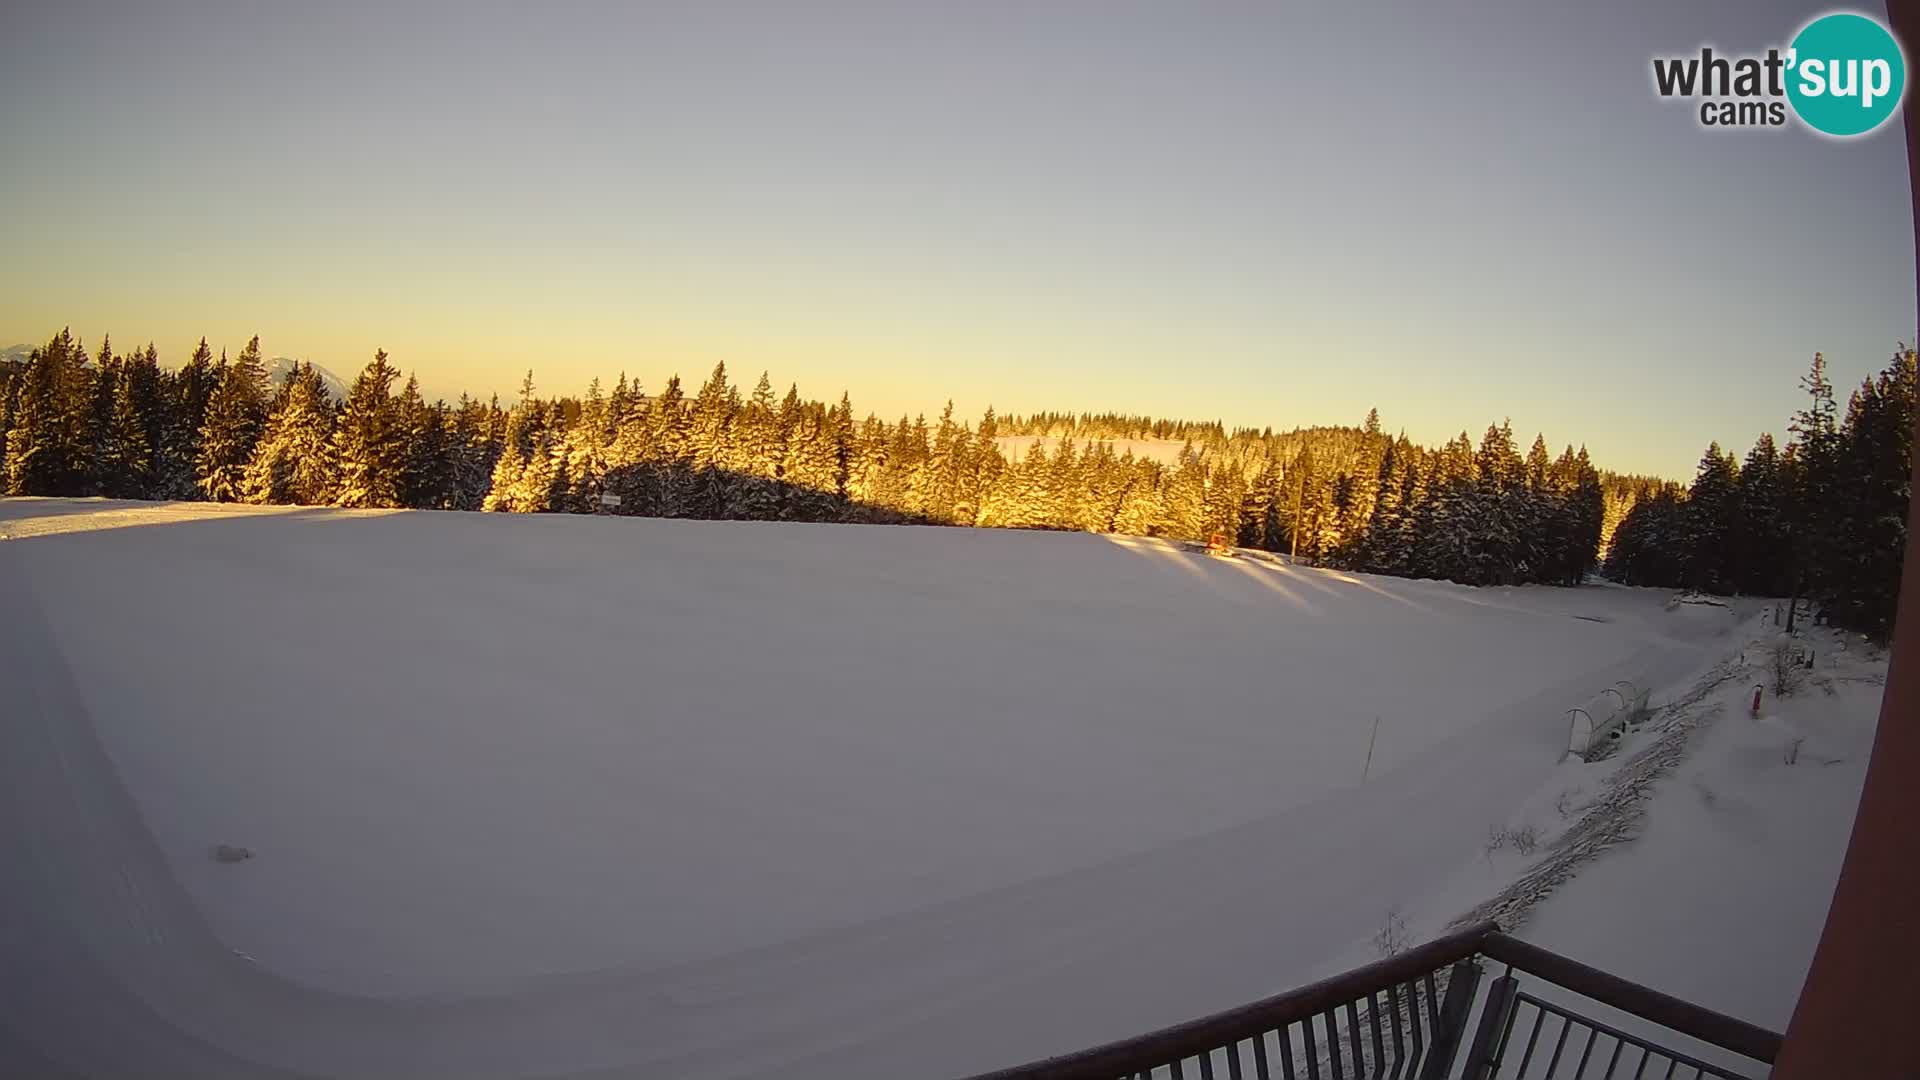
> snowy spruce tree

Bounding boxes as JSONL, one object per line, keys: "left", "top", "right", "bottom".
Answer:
{"left": 196, "top": 337, "right": 270, "bottom": 502}
{"left": 395, "top": 375, "right": 457, "bottom": 510}
{"left": 332, "top": 350, "right": 406, "bottom": 508}
{"left": 4, "top": 329, "right": 96, "bottom": 496}
{"left": 649, "top": 374, "right": 695, "bottom": 517}
{"left": 483, "top": 374, "right": 540, "bottom": 513}
{"left": 157, "top": 339, "right": 215, "bottom": 498}
{"left": 243, "top": 362, "right": 338, "bottom": 506}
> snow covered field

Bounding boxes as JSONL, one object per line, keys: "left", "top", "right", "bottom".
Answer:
{"left": 0, "top": 498, "right": 1875, "bottom": 1078}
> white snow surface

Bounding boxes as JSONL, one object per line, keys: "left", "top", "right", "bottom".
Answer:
{"left": 1504, "top": 632, "right": 1881, "bottom": 1075}
{"left": 0, "top": 498, "right": 1869, "bottom": 1078}
{"left": 1339, "top": 619, "right": 1884, "bottom": 1078}
{"left": 1522, "top": 671, "right": 1874, "bottom": 1020}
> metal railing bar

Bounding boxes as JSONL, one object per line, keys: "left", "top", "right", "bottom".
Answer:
{"left": 1602, "top": 1035, "right": 1625, "bottom": 1078}
{"left": 1543, "top": 1014, "right": 1574, "bottom": 1077}
{"left": 1571, "top": 1025, "right": 1598, "bottom": 1078}
{"left": 1514, "top": 1000, "right": 1548, "bottom": 1078}
{"left": 1367, "top": 990, "right": 1387, "bottom": 1076}
{"left": 1325, "top": 1008, "right": 1344, "bottom": 1080}
{"left": 1344, "top": 999, "right": 1363, "bottom": 1077}
{"left": 956, "top": 926, "right": 1782, "bottom": 1080}
{"left": 1461, "top": 973, "right": 1517, "bottom": 1080}
{"left": 1385, "top": 984, "right": 1407, "bottom": 1080}
{"left": 1422, "top": 973, "right": 1442, "bottom": 1038}
{"left": 1406, "top": 982, "right": 1426, "bottom": 1072}
{"left": 960, "top": 923, "right": 1497, "bottom": 1080}
{"left": 1481, "top": 934, "right": 1779, "bottom": 1064}
{"left": 1304, "top": 1012, "right": 1322, "bottom": 1080}
{"left": 1424, "top": 958, "right": 1482, "bottom": 1080}
{"left": 1512, "top": 995, "right": 1754, "bottom": 1079}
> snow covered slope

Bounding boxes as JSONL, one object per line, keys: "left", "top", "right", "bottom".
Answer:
{"left": 0, "top": 499, "right": 1852, "bottom": 1078}
{"left": 1509, "top": 629, "right": 1882, "bottom": 1065}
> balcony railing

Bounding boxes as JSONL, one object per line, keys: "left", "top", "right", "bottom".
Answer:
{"left": 961, "top": 921, "right": 1781, "bottom": 1080}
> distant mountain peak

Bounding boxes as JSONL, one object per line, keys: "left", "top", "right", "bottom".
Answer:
{"left": 263, "top": 356, "right": 351, "bottom": 403}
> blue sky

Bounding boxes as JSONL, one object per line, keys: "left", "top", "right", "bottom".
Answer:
{"left": 2, "top": 0, "right": 1912, "bottom": 476}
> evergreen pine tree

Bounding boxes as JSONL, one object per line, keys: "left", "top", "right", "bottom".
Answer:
{"left": 512, "top": 429, "right": 561, "bottom": 512}
{"left": 1111, "top": 456, "right": 1162, "bottom": 536}
{"left": 196, "top": 336, "right": 270, "bottom": 502}
{"left": 99, "top": 351, "right": 158, "bottom": 498}
{"left": 332, "top": 350, "right": 406, "bottom": 508}
{"left": 730, "top": 372, "right": 782, "bottom": 519}
{"left": 1822, "top": 348, "right": 1915, "bottom": 635}
{"left": 923, "top": 402, "right": 963, "bottom": 525}
{"left": 158, "top": 339, "right": 215, "bottom": 498}
{"left": 449, "top": 394, "right": 501, "bottom": 511}
{"left": 5, "top": 330, "right": 93, "bottom": 495}
{"left": 650, "top": 375, "right": 695, "bottom": 517}
{"left": 687, "top": 363, "right": 736, "bottom": 518}
{"left": 1733, "top": 433, "right": 1790, "bottom": 595}
{"left": 830, "top": 392, "right": 857, "bottom": 503}
{"left": 780, "top": 408, "right": 843, "bottom": 521}
{"left": 1160, "top": 444, "right": 1206, "bottom": 541}
{"left": 561, "top": 378, "right": 610, "bottom": 513}
{"left": 1680, "top": 442, "right": 1740, "bottom": 592}
{"left": 398, "top": 376, "right": 457, "bottom": 510}
{"left": 1784, "top": 352, "right": 1841, "bottom": 610}
{"left": 968, "top": 407, "right": 1006, "bottom": 526}
{"left": 243, "top": 362, "right": 339, "bottom": 505}
{"left": 1045, "top": 436, "right": 1085, "bottom": 529}
{"left": 1202, "top": 460, "right": 1248, "bottom": 544}
{"left": 83, "top": 336, "right": 116, "bottom": 493}
{"left": 0, "top": 368, "right": 15, "bottom": 482}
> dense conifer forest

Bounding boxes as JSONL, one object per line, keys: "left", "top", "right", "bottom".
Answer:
{"left": 1, "top": 329, "right": 1908, "bottom": 638}
{"left": 1603, "top": 349, "right": 1915, "bottom": 640}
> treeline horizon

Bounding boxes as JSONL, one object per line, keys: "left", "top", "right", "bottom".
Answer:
{"left": 0, "top": 328, "right": 1904, "bottom": 635}
{"left": 1603, "top": 348, "right": 1913, "bottom": 640}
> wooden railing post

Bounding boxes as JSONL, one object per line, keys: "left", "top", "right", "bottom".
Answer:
{"left": 1417, "top": 958, "right": 1483, "bottom": 1080}
{"left": 1459, "top": 973, "right": 1519, "bottom": 1080}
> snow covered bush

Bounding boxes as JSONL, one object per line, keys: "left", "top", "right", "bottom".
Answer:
{"left": 1372, "top": 906, "right": 1410, "bottom": 958}
{"left": 1770, "top": 640, "right": 1806, "bottom": 698}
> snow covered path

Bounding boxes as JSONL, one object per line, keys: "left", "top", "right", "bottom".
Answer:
{"left": 0, "top": 500, "right": 1743, "bottom": 1078}
{"left": 1508, "top": 634, "right": 1883, "bottom": 1069}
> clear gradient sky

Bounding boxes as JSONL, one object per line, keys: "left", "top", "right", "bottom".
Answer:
{"left": 2, "top": 0, "right": 1913, "bottom": 477}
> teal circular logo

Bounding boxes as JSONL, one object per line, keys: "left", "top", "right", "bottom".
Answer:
{"left": 1786, "top": 13, "right": 1907, "bottom": 137}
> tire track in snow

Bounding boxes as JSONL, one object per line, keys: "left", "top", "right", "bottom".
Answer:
{"left": 1448, "top": 657, "right": 1748, "bottom": 936}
